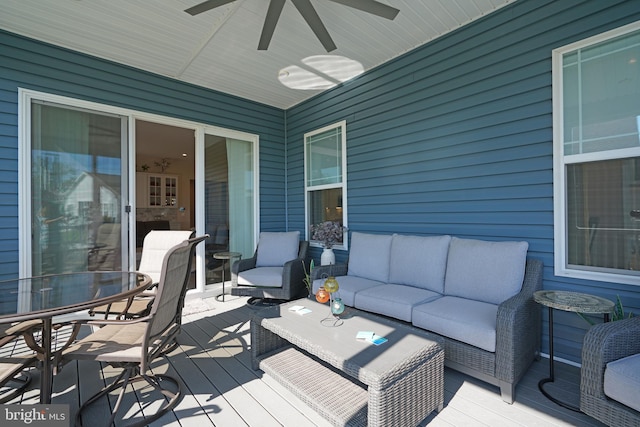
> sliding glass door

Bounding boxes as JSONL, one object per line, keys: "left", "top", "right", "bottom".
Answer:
{"left": 30, "top": 101, "right": 128, "bottom": 276}
{"left": 22, "top": 90, "right": 259, "bottom": 295}
{"left": 203, "top": 132, "right": 257, "bottom": 285}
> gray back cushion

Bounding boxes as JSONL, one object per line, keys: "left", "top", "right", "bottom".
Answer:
{"left": 388, "top": 234, "right": 451, "bottom": 292}
{"left": 347, "top": 232, "right": 393, "bottom": 282}
{"left": 444, "top": 237, "right": 529, "bottom": 304}
{"left": 256, "top": 231, "right": 300, "bottom": 267}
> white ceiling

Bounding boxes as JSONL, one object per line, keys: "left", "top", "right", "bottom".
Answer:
{"left": 136, "top": 120, "right": 196, "bottom": 161}
{"left": 1, "top": 0, "right": 515, "bottom": 109}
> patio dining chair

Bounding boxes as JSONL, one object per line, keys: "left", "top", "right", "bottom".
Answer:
{"left": 89, "top": 230, "right": 194, "bottom": 319}
{"left": 87, "top": 223, "right": 121, "bottom": 271}
{"left": 0, "top": 321, "right": 40, "bottom": 403}
{"left": 60, "top": 234, "right": 207, "bottom": 427}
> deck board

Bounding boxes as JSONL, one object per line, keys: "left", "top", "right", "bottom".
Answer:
{"left": 4, "top": 295, "right": 605, "bottom": 427}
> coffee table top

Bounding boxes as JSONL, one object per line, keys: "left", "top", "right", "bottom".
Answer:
{"left": 252, "top": 298, "right": 443, "bottom": 387}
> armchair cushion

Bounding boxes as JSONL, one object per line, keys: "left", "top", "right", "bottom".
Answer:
{"left": 256, "top": 231, "right": 300, "bottom": 267}
{"left": 347, "top": 232, "right": 392, "bottom": 283}
{"left": 444, "top": 237, "right": 528, "bottom": 305}
{"left": 604, "top": 353, "right": 640, "bottom": 412}
{"left": 238, "top": 266, "right": 284, "bottom": 288}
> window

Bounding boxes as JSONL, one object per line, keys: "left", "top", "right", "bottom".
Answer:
{"left": 305, "top": 121, "right": 347, "bottom": 248}
{"left": 553, "top": 21, "right": 640, "bottom": 285}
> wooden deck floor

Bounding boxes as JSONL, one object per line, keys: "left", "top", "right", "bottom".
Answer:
{"left": 6, "top": 294, "right": 605, "bottom": 426}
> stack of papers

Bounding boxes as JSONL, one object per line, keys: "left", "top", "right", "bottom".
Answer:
{"left": 288, "top": 305, "right": 312, "bottom": 315}
{"left": 356, "top": 330, "right": 388, "bottom": 345}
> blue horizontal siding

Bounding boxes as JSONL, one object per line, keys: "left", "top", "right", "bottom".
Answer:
{"left": 0, "top": 29, "right": 286, "bottom": 278}
{"left": 286, "top": 0, "right": 640, "bottom": 363}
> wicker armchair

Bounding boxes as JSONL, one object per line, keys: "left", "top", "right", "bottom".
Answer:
{"left": 581, "top": 317, "right": 640, "bottom": 426}
{"left": 231, "top": 232, "right": 308, "bottom": 303}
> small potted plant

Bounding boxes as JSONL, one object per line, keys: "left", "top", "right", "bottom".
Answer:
{"left": 302, "top": 259, "right": 314, "bottom": 298}
{"left": 578, "top": 295, "right": 634, "bottom": 325}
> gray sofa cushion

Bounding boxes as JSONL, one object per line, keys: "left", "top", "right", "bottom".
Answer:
{"left": 355, "top": 284, "right": 441, "bottom": 322}
{"left": 347, "top": 232, "right": 393, "bottom": 283}
{"left": 256, "top": 231, "right": 300, "bottom": 267}
{"left": 238, "top": 266, "right": 283, "bottom": 288}
{"left": 604, "top": 353, "right": 640, "bottom": 412}
{"left": 312, "top": 275, "right": 384, "bottom": 307}
{"left": 388, "top": 234, "right": 451, "bottom": 293}
{"left": 444, "top": 237, "right": 528, "bottom": 305}
{"left": 412, "top": 296, "right": 499, "bottom": 352}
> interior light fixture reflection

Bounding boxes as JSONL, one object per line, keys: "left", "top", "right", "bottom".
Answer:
{"left": 278, "top": 55, "right": 364, "bottom": 90}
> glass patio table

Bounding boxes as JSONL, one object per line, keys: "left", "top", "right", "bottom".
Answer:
{"left": 0, "top": 271, "right": 152, "bottom": 404}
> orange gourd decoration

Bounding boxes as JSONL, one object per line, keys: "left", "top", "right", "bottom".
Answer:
{"left": 315, "top": 287, "right": 330, "bottom": 303}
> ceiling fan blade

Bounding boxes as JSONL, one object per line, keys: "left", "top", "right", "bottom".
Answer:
{"left": 258, "top": 0, "right": 286, "bottom": 50}
{"left": 291, "top": 0, "right": 337, "bottom": 52}
{"left": 328, "top": 0, "right": 399, "bottom": 20}
{"left": 185, "top": 0, "right": 236, "bottom": 16}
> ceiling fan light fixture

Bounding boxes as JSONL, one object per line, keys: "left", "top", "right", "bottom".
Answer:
{"left": 302, "top": 55, "right": 364, "bottom": 82}
{"left": 278, "top": 65, "right": 335, "bottom": 90}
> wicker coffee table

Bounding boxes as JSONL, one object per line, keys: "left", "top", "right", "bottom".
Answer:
{"left": 251, "top": 299, "right": 444, "bottom": 427}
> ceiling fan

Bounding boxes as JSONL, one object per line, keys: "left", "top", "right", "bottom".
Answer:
{"left": 185, "top": 0, "right": 400, "bottom": 52}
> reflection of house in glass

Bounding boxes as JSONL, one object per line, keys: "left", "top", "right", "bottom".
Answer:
{"left": 64, "top": 172, "right": 122, "bottom": 273}
{"left": 64, "top": 172, "right": 120, "bottom": 224}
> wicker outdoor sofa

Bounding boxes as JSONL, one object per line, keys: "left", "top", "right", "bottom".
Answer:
{"left": 580, "top": 316, "right": 640, "bottom": 426}
{"left": 311, "top": 232, "right": 543, "bottom": 404}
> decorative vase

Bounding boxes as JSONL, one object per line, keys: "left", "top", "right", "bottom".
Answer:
{"left": 331, "top": 297, "right": 345, "bottom": 315}
{"left": 321, "top": 248, "right": 335, "bottom": 265}
{"left": 315, "top": 287, "right": 330, "bottom": 304}
{"left": 323, "top": 276, "right": 339, "bottom": 294}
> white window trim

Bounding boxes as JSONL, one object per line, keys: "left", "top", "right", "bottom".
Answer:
{"left": 552, "top": 20, "right": 640, "bottom": 286}
{"left": 304, "top": 120, "right": 348, "bottom": 250}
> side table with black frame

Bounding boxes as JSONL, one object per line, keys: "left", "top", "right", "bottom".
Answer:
{"left": 214, "top": 251, "right": 242, "bottom": 302}
{"left": 533, "top": 290, "right": 614, "bottom": 412}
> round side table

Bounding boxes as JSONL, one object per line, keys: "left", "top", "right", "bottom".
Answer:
{"left": 533, "top": 290, "right": 614, "bottom": 411}
{"left": 214, "top": 251, "right": 242, "bottom": 302}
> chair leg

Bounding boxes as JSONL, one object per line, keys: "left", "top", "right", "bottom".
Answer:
{"left": 0, "top": 371, "right": 32, "bottom": 404}
{"left": 76, "top": 367, "right": 181, "bottom": 427}
{"left": 76, "top": 368, "right": 130, "bottom": 427}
